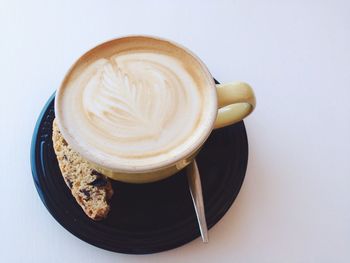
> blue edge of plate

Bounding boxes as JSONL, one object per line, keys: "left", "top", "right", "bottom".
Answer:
{"left": 31, "top": 92, "right": 56, "bottom": 209}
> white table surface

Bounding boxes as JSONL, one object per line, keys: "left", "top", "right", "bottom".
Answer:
{"left": 1, "top": 0, "right": 350, "bottom": 262}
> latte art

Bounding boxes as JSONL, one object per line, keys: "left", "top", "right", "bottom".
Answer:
{"left": 56, "top": 36, "right": 217, "bottom": 170}
{"left": 80, "top": 52, "right": 201, "bottom": 157}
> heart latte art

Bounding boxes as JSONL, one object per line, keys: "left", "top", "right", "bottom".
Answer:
{"left": 56, "top": 38, "right": 216, "bottom": 170}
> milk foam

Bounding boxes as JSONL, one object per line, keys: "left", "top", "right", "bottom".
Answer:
{"left": 82, "top": 52, "right": 202, "bottom": 156}
{"left": 56, "top": 37, "right": 217, "bottom": 170}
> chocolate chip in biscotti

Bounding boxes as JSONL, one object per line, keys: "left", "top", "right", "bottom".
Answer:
{"left": 80, "top": 189, "right": 91, "bottom": 200}
{"left": 91, "top": 170, "right": 104, "bottom": 178}
{"left": 62, "top": 138, "right": 68, "bottom": 146}
{"left": 89, "top": 177, "right": 108, "bottom": 187}
{"left": 89, "top": 172, "right": 108, "bottom": 187}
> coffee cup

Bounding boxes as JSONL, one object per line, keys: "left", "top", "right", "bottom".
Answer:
{"left": 55, "top": 35, "right": 256, "bottom": 183}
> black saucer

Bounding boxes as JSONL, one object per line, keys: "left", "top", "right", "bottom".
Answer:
{"left": 30, "top": 86, "right": 249, "bottom": 254}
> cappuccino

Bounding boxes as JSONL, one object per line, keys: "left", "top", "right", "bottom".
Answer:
{"left": 56, "top": 36, "right": 217, "bottom": 172}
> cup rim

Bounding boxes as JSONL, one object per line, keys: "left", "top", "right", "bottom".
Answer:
{"left": 55, "top": 35, "right": 218, "bottom": 173}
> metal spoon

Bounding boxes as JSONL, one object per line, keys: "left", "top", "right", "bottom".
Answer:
{"left": 186, "top": 160, "right": 209, "bottom": 243}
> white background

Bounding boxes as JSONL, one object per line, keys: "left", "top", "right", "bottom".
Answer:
{"left": 1, "top": 0, "right": 350, "bottom": 262}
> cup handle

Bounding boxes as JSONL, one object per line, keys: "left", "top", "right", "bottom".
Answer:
{"left": 214, "top": 82, "right": 256, "bottom": 129}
